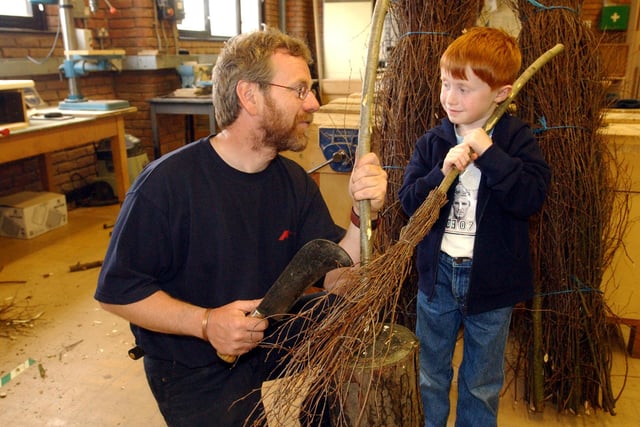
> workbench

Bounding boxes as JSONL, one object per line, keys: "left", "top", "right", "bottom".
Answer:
{"left": 148, "top": 95, "right": 215, "bottom": 159}
{"left": 0, "top": 106, "right": 136, "bottom": 202}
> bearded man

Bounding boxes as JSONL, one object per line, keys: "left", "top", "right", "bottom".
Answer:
{"left": 95, "top": 28, "right": 387, "bottom": 426}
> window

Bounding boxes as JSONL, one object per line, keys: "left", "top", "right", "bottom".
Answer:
{"left": 178, "top": 0, "right": 262, "bottom": 40}
{"left": 0, "top": 0, "right": 47, "bottom": 31}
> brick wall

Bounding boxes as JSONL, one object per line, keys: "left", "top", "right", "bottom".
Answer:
{"left": 263, "top": 0, "right": 280, "bottom": 28}
{"left": 286, "top": 1, "right": 316, "bottom": 52}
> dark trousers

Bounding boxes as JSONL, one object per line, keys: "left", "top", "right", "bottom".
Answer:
{"left": 143, "top": 293, "right": 334, "bottom": 427}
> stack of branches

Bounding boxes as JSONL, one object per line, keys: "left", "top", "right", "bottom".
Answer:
{"left": 510, "top": 0, "right": 630, "bottom": 415}
{"left": 373, "top": 0, "right": 479, "bottom": 330}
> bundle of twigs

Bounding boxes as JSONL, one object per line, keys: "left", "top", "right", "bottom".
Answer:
{"left": 510, "top": 0, "right": 630, "bottom": 415}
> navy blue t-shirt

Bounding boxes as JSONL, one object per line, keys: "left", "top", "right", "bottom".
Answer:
{"left": 95, "top": 137, "right": 344, "bottom": 367}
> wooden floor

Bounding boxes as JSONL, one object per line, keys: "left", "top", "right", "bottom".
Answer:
{"left": 0, "top": 204, "right": 638, "bottom": 426}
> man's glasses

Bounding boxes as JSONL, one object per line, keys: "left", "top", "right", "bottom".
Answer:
{"left": 264, "top": 82, "right": 311, "bottom": 100}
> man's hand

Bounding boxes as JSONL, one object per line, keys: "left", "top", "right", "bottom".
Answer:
{"left": 349, "top": 152, "right": 387, "bottom": 215}
{"left": 205, "top": 299, "right": 268, "bottom": 356}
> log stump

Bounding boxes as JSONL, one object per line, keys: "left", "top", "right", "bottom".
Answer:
{"left": 334, "top": 323, "right": 422, "bottom": 426}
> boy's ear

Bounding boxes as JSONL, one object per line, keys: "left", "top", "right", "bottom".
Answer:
{"left": 495, "top": 85, "right": 512, "bottom": 103}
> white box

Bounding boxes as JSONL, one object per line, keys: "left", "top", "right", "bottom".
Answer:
{"left": 0, "top": 192, "right": 68, "bottom": 239}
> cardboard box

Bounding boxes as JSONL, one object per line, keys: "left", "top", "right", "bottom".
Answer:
{"left": 0, "top": 192, "right": 68, "bottom": 239}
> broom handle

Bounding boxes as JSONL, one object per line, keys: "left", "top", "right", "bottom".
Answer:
{"left": 438, "top": 43, "right": 565, "bottom": 194}
{"left": 357, "top": 0, "right": 390, "bottom": 264}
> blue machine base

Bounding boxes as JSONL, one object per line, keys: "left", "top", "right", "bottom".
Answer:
{"left": 318, "top": 127, "right": 358, "bottom": 172}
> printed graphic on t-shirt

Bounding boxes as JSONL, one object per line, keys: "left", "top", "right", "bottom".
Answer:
{"left": 445, "top": 164, "right": 481, "bottom": 236}
{"left": 446, "top": 183, "right": 476, "bottom": 234}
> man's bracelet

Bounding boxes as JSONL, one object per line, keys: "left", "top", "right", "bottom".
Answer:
{"left": 350, "top": 207, "right": 379, "bottom": 230}
{"left": 202, "top": 308, "right": 212, "bottom": 341}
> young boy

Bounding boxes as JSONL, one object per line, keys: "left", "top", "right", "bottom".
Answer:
{"left": 398, "top": 27, "right": 551, "bottom": 426}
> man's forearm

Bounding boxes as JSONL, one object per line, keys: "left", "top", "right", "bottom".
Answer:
{"left": 99, "top": 291, "right": 204, "bottom": 339}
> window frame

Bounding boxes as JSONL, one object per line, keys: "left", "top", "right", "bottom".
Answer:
{"left": 0, "top": 2, "right": 48, "bottom": 32}
{"left": 178, "top": 0, "right": 263, "bottom": 41}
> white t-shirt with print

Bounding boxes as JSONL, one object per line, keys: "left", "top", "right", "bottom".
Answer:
{"left": 440, "top": 129, "right": 483, "bottom": 258}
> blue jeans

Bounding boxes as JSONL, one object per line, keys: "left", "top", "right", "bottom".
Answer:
{"left": 416, "top": 252, "right": 513, "bottom": 427}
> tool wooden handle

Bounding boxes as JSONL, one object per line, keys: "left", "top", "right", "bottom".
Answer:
{"left": 216, "top": 310, "right": 265, "bottom": 364}
{"left": 217, "top": 352, "right": 237, "bottom": 364}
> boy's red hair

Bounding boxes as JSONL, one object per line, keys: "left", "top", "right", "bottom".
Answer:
{"left": 440, "top": 27, "right": 521, "bottom": 90}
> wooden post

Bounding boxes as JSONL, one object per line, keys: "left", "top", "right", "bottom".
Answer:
{"left": 334, "top": 324, "right": 422, "bottom": 426}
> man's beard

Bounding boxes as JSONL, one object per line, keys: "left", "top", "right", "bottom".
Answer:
{"left": 261, "top": 95, "right": 311, "bottom": 153}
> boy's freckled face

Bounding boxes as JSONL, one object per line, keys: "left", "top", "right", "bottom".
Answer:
{"left": 440, "top": 67, "right": 500, "bottom": 132}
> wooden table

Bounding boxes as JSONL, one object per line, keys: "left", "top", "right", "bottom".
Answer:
{"left": 0, "top": 106, "right": 136, "bottom": 202}
{"left": 148, "top": 95, "right": 215, "bottom": 159}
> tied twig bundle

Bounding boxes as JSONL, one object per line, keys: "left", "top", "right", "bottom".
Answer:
{"left": 509, "top": 0, "right": 631, "bottom": 416}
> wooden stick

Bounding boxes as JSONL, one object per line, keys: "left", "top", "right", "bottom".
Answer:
{"left": 69, "top": 260, "right": 103, "bottom": 272}
{"left": 357, "top": 0, "right": 389, "bottom": 264}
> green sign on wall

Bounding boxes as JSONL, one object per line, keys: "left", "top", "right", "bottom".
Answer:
{"left": 600, "top": 5, "right": 630, "bottom": 31}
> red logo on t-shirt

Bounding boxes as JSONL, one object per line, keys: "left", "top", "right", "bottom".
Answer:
{"left": 278, "top": 230, "right": 291, "bottom": 241}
